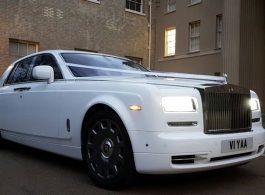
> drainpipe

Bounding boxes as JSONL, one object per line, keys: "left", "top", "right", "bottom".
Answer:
{"left": 148, "top": 0, "right": 152, "bottom": 70}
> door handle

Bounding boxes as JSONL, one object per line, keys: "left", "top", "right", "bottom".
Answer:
{"left": 14, "top": 87, "right": 31, "bottom": 91}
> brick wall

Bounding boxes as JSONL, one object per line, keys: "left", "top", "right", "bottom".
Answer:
{"left": 0, "top": 0, "right": 151, "bottom": 75}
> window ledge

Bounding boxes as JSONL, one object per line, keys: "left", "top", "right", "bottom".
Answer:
{"left": 86, "top": 0, "right": 100, "bottom": 5}
{"left": 188, "top": 50, "right": 200, "bottom": 54}
{"left": 159, "top": 49, "right": 221, "bottom": 62}
{"left": 125, "top": 9, "right": 146, "bottom": 16}
{"left": 188, "top": 2, "right": 202, "bottom": 7}
{"left": 215, "top": 47, "right": 221, "bottom": 50}
{"left": 165, "top": 10, "right": 176, "bottom": 15}
{"left": 164, "top": 54, "right": 175, "bottom": 58}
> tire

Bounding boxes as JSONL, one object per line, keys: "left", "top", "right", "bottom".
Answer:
{"left": 82, "top": 110, "right": 136, "bottom": 189}
{"left": 0, "top": 132, "right": 5, "bottom": 148}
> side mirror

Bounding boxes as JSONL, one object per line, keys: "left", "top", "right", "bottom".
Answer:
{"left": 32, "top": 65, "right": 54, "bottom": 84}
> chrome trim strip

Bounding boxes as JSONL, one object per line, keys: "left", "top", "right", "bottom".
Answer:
{"left": 172, "top": 157, "right": 207, "bottom": 161}
{"left": 167, "top": 122, "right": 198, "bottom": 127}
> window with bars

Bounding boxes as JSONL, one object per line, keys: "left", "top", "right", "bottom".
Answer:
{"left": 165, "top": 27, "right": 176, "bottom": 56}
{"left": 9, "top": 39, "right": 38, "bottom": 64}
{"left": 167, "top": 0, "right": 176, "bottom": 12}
{"left": 189, "top": 21, "right": 200, "bottom": 52}
{"left": 126, "top": 0, "right": 143, "bottom": 13}
{"left": 216, "top": 15, "right": 222, "bottom": 48}
{"left": 190, "top": 0, "right": 201, "bottom": 5}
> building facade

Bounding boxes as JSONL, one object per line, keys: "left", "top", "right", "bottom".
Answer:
{"left": 1, "top": 0, "right": 265, "bottom": 109}
{"left": 154, "top": 0, "right": 265, "bottom": 110}
{"left": 0, "top": 0, "right": 155, "bottom": 74}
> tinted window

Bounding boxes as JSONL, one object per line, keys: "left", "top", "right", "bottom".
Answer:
{"left": 61, "top": 53, "right": 149, "bottom": 77}
{"left": 6, "top": 57, "right": 33, "bottom": 84}
{"left": 30, "top": 54, "right": 63, "bottom": 80}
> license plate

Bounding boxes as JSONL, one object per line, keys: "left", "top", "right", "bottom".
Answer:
{"left": 221, "top": 137, "right": 253, "bottom": 153}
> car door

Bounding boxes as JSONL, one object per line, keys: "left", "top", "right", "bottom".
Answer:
{"left": 0, "top": 57, "right": 33, "bottom": 134}
{"left": 19, "top": 54, "right": 64, "bottom": 143}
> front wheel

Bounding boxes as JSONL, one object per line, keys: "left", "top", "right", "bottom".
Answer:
{"left": 82, "top": 110, "right": 136, "bottom": 189}
{"left": 0, "top": 132, "right": 5, "bottom": 148}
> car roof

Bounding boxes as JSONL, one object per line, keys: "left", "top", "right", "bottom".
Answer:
{"left": 21, "top": 50, "right": 131, "bottom": 62}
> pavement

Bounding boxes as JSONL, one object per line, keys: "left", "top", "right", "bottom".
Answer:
{"left": 0, "top": 141, "right": 265, "bottom": 195}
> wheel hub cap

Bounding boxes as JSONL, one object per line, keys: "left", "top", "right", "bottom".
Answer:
{"left": 101, "top": 138, "right": 114, "bottom": 158}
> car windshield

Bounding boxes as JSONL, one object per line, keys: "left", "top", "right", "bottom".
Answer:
{"left": 61, "top": 53, "right": 150, "bottom": 77}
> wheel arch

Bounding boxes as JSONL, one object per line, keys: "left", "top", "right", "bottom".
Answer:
{"left": 81, "top": 103, "right": 114, "bottom": 140}
{"left": 80, "top": 93, "right": 147, "bottom": 155}
{"left": 81, "top": 102, "right": 135, "bottom": 146}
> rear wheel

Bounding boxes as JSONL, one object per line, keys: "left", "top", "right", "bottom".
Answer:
{"left": 82, "top": 110, "right": 136, "bottom": 189}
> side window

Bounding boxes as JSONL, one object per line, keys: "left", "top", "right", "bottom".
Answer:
{"left": 30, "top": 54, "right": 63, "bottom": 80}
{"left": 6, "top": 57, "right": 33, "bottom": 84}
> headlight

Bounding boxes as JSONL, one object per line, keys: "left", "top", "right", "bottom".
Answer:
{"left": 162, "top": 97, "right": 196, "bottom": 112}
{"left": 250, "top": 98, "right": 260, "bottom": 111}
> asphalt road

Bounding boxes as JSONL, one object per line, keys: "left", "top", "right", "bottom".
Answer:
{"left": 0, "top": 141, "right": 265, "bottom": 195}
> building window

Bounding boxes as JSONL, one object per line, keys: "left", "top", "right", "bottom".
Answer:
{"left": 167, "top": 0, "right": 176, "bottom": 12}
{"left": 190, "top": 0, "right": 201, "bottom": 5}
{"left": 9, "top": 39, "right": 38, "bottom": 64}
{"left": 165, "top": 27, "right": 176, "bottom": 56}
{"left": 126, "top": 56, "right": 142, "bottom": 64}
{"left": 126, "top": 0, "right": 143, "bottom": 13}
{"left": 216, "top": 15, "right": 222, "bottom": 48}
{"left": 189, "top": 21, "right": 200, "bottom": 52}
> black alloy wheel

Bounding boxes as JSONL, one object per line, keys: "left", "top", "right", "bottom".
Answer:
{"left": 0, "top": 132, "right": 5, "bottom": 148}
{"left": 82, "top": 110, "right": 136, "bottom": 189}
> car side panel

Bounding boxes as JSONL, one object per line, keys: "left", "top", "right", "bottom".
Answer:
{"left": 18, "top": 81, "right": 63, "bottom": 143}
{"left": 0, "top": 84, "right": 21, "bottom": 133}
{"left": 57, "top": 81, "right": 154, "bottom": 147}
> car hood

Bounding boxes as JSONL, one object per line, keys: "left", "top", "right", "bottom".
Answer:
{"left": 75, "top": 76, "right": 225, "bottom": 89}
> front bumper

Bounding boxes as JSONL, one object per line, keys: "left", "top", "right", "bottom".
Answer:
{"left": 128, "top": 126, "right": 265, "bottom": 174}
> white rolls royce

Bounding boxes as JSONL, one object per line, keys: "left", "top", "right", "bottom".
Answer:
{"left": 0, "top": 50, "right": 264, "bottom": 189}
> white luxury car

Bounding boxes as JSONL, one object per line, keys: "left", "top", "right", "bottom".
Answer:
{"left": 0, "top": 50, "right": 264, "bottom": 189}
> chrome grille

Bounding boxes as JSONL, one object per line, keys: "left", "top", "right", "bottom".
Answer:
{"left": 203, "top": 85, "right": 251, "bottom": 134}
